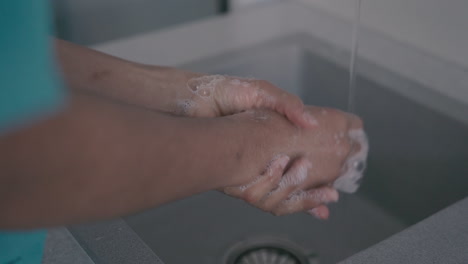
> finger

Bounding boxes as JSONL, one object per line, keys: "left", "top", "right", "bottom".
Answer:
{"left": 261, "top": 157, "right": 311, "bottom": 211}
{"left": 253, "top": 80, "right": 318, "bottom": 128}
{"left": 273, "top": 187, "right": 339, "bottom": 216}
{"left": 223, "top": 175, "right": 264, "bottom": 198}
{"left": 307, "top": 205, "right": 330, "bottom": 220}
{"left": 242, "top": 154, "right": 290, "bottom": 204}
{"left": 333, "top": 116, "right": 369, "bottom": 193}
{"left": 345, "top": 113, "right": 367, "bottom": 160}
{"left": 330, "top": 111, "right": 364, "bottom": 165}
{"left": 222, "top": 155, "right": 289, "bottom": 201}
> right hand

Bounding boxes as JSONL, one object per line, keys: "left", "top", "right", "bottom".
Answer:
{"left": 137, "top": 69, "right": 367, "bottom": 219}
{"left": 222, "top": 105, "right": 366, "bottom": 219}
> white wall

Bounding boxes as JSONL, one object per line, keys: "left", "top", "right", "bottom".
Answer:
{"left": 53, "top": 0, "right": 219, "bottom": 45}
{"left": 298, "top": 0, "right": 468, "bottom": 69}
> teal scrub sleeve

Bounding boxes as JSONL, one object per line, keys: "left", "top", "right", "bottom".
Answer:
{"left": 1, "top": 1, "right": 66, "bottom": 263}
{"left": 0, "top": 0, "right": 65, "bottom": 134}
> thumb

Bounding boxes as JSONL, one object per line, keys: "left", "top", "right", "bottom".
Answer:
{"left": 252, "top": 80, "right": 318, "bottom": 128}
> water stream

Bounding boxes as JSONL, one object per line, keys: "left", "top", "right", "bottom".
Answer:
{"left": 348, "top": 0, "right": 362, "bottom": 113}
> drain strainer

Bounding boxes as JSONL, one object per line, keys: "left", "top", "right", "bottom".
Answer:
{"left": 224, "top": 236, "right": 318, "bottom": 264}
{"left": 234, "top": 246, "right": 301, "bottom": 264}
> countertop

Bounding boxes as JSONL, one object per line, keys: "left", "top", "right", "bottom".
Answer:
{"left": 340, "top": 197, "right": 468, "bottom": 264}
{"left": 44, "top": 197, "right": 468, "bottom": 263}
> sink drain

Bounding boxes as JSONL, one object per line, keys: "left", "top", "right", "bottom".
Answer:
{"left": 224, "top": 236, "right": 318, "bottom": 264}
{"left": 234, "top": 246, "right": 301, "bottom": 264}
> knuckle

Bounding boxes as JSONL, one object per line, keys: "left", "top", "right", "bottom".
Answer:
{"left": 223, "top": 187, "right": 237, "bottom": 196}
{"left": 285, "top": 92, "right": 302, "bottom": 105}
{"left": 296, "top": 157, "right": 311, "bottom": 167}
{"left": 291, "top": 199, "right": 306, "bottom": 213}
{"left": 331, "top": 109, "right": 350, "bottom": 128}
{"left": 262, "top": 198, "right": 279, "bottom": 212}
{"left": 292, "top": 95, "right": 304, "bottom": 107}
{"left": 243, "top": 190, "right": 259, "bottom": 204}
{"left": 303, "top": 199, "right": 321, "bottom": 211}
{"left": 282, "top": 92, "right": 304, "bottom": 112}
{"left": 271, "top": 208, "right": 284, "bottom": 216}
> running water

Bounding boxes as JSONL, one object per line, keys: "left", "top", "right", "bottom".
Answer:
{"left": 347, "top": 0, "right": 362, "bottom": 113}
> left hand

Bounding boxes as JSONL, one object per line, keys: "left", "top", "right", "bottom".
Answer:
{"left": 57, "top": 40, "right": 315, "bottom": 128}
{"left": 140, "top": 67, "right": 318, "bottom": 128}
{"left": 223, "top": 154, "right": 339, "bottom": 219}
{"left": 219, "top": 106, "right": 365, "bottom": 219}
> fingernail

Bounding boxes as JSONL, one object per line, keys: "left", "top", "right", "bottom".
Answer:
{"left": 308, "top": 208, "right": 324, "bottom": 219}
{"left": 302, "top": 112, "right": 318, "bottom": 127}
{"left": 327, "top": 189, "right": 339, "bottom": 203}
{"left": 277, "top": 155, "right": 290, "bottom": 170}
{"left": 313, "top": 188, "right": 339, "bottom": 203}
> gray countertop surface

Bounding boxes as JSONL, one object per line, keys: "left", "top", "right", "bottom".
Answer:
{"left": 42, "top": 227, "right": 94, "bottom": 264}
{"left": 340, "top": 197, "right": 468, "bottom": 264}
{"left": 43, "top": 197, "right": 468, "bottom": 264}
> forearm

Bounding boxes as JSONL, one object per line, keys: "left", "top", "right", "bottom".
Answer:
{"left": 55, "top": 39, "right": 197, "bottom": 112}
{"left": 0, "top": 92, "right": 245, "bottom": 229}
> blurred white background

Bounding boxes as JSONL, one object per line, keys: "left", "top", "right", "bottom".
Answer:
{"left": 232, "top": 0, "right": 468, "bottom": 68}
{"left": 53, "top": 0, "right": 468, "bottom": 69}
{"left": 298, "top": 0, "right": 468, "bottom": 69}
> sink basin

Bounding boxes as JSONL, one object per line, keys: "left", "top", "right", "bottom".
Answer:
{"left": 114, "top": 34, "right": 468, "bottom": 264}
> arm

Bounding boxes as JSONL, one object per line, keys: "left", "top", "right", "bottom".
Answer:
{"left": 55, "top": 39, "right": 179, "bottom": 112}
{"left": 0, "top": 91, "right": 251, "bottom": 229}
{"left": 0, "top": 92, "right": 363, "bottom": 228}
{"left": 55, "top": 39, "right": 316, "bottom": 127}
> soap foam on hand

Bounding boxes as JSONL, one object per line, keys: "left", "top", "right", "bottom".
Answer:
{"left": 186, "top": 75, "right": 226, "bottom": 99}
{"left": 333, "top": 129, "right": 369, "bottom": 193}
{"left": 175, "top": 99, "right": 197, "bottom": 116}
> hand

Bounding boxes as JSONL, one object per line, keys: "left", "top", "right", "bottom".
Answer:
{"left": 221, "top": 106, "right": 367, "bottom": 219}
{"left": 136, "top": 68, "right": 367, "bottom": 219}
{"left": 139, "top": 67, "right": 317, "bottom": 128}
{"left": 54, "top": 40, "right": 366, "bottom": 222}
{"left": 223, "top": 154, "right": 339, "bottom": 219}
{"left": 57, "top": 40, "right": 315, "bottom": 128}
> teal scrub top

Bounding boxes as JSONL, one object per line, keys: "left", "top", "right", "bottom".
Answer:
{"left": 0, "top": 0, "right": 65, "bottom": 263}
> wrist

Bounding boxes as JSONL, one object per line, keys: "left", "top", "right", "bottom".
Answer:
{"left": 215, "top": 110, "right": 299, "bottom": 188}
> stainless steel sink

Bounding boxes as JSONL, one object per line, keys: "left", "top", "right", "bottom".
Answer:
{"left": 68, "top": 34, "right": 468, "bottom": 264}
{"left": 116, "top": 35, "right": 468, "bottom": 264}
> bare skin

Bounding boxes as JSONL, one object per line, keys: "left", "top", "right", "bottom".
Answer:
{"left": 0, "top": 94, "right": 360, "bottom": 228}
{"left": 0, "top": 92, "right": 252, "bottom": 228}
{"left": 225, "top": 106, "right": 363, "bottom": 219}
{"left": 0, "top": 39, "right": 364, "bottom": 229}
{"left": 56, "top": 39, "right": 315, "bottom": 128}
{"left": 56, "top": 39, "right": 364, "bottom": 219}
